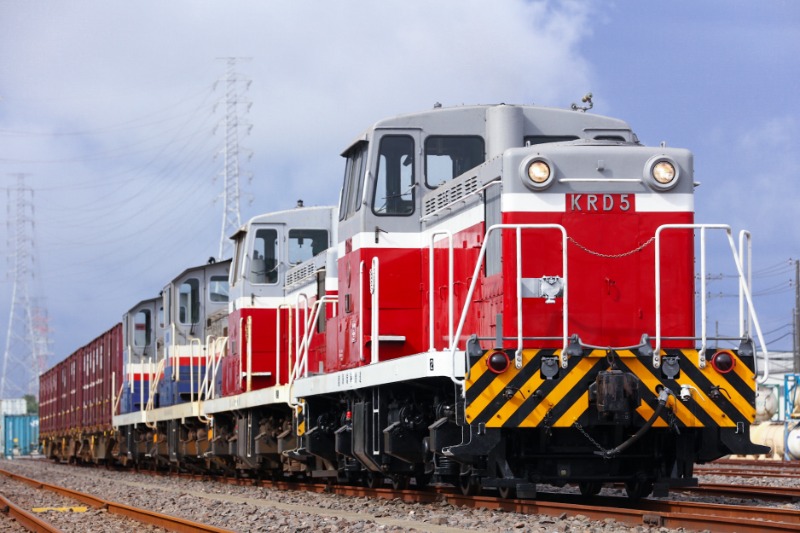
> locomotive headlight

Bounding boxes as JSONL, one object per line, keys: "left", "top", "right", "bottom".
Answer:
{"left": 644, "top": 156, "right": 680, "bottom": 190}
{"left": 652, "top": 161, "right": 676, "bottom": 184}
{"left": 522, "top": 157, "right": 555, "bottom": 190}
{"left": 528, "top": 160, "right": 550, "bottom": 183}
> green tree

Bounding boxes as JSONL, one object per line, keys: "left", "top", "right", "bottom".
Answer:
{"left": 24, "top": 394, "right": 38, "bottom": 415}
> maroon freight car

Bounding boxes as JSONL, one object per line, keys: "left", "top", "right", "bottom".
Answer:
{"left": 39, "top": 323, "right": 123, "bottom": 463}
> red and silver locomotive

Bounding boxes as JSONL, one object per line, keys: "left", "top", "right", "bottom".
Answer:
{"left": 40, "top": 102, "right": 769, "bottom": 499}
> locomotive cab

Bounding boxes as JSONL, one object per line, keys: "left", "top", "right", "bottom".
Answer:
{"left": 221, "top": 205, "right": 337, "bottom": 396}
{"left": 120, "top": 297, "right": 162, "bottom": 413}
{"left": 156, "top": 259, "right": 231, "bottom": 407}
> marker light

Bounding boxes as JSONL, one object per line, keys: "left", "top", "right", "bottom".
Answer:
{"left": 486, "top": 350, "right": 510, "bottom": 374}
{"left": 710, "top": 350, "right": 736, "bottom": 374}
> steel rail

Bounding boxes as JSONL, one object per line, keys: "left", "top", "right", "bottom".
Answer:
{"left": 189, "top": 469, "right": 800, "bottom": 531}
{"left": 688, "top": 482, "right": 800, "bottom": 502}
{"left": 0, "top": 493, "right": 60, "bottom": 533}
{"left": 695, "top": 467, "right": 800, "bottom": 478}
{"left": 0, "top": 468, "right": 232, "bottom": 533}
{"left": 447, "top": 493, "right": 800, "bottom": 533}
{"left": 17, "top": 460, "right": 800, "bottom": 532}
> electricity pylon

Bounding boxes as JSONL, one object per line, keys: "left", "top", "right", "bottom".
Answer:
{"left": 215, "top": 57, "right": 252, "bottom": 260}
{"left": 1, "top": 174, "right": 52, "bottom": 398}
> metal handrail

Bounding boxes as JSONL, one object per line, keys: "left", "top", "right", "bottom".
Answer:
{"left": 290, "top": 295, "right": 338, "bottom": 383}
{"left": 739, "top": 230, "right": 752, "bottom": 339}
{"left": 654, "top": 224, "right": 770, "bottom": 382}
{"left": 245, "top": 316, "right": 253, "bottom": 392}
{"left": 371, "top": 256, "right": 379, "bottom": 364}
{"left": 449, "top": 224, "right": 569, "bottom": 383}
{"left": 111, "top": 371, "right": 123, "bottom": 418}
{"left": 359, "top": 260, "right": 365, "bottom": 361}
{"left": 295, "top": 294, "right": 309, "bottom": 370}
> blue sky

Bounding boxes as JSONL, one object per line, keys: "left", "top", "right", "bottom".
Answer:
{"left": 0, "top": 1, "right": 797, "bottom": 394}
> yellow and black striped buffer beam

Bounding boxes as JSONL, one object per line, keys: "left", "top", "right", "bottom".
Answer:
{"left": 464, "top": 348, "right": 757, "bottom": 429}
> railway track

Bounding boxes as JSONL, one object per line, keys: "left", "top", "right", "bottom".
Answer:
{"left": 451, "top": 493, "right": 800, "bottom": 533}
{"left": 7, "top": 458, "right": 800, "bottom": 532}
{"left": 146, "top": 469, "right": 800, "bottom": 532}
{"left": 684, "top": 483, "right": 800, "bottom": 503}
{"left": 0, "top": 467, "right": 231, "bottom": 532}
{"left": 696, "top": 459, "right": 800, "bottom": 479}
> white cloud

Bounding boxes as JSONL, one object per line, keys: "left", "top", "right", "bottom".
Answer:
{"left": 0, "top": 0, "right": 596, "bottom": 359}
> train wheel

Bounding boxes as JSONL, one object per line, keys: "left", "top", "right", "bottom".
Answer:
{"left": 414, "top": 472, "right": 432, "bottom": 489}
{"left": 578, "top": 481, "right": 602, "bottom": 497}
{"left": 458, "top": 475, "right": 481, "bottom": 496}
{"left": 390, "top": 475, "right": 410, "bottom": 491}
{"left": 624, "top": 478, "right": 653, "bottom": 501}
{"left": 497, "top": 485, "right": 516, "bottom": 499}
{"left": 365, "top": 472, "right": 384, "bottom": 489}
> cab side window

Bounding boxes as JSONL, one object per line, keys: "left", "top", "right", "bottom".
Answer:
{"left": 425, "top": 136, "right": 485, "bottom": 188}
{"left": 252, "top": 228, "right": 278, "bottom": 284}
{"left": 289, "top": 229, "right": 329, "bottom": 265}
{"left": 209, "top": 275, "right": 229, "bottom": 302}
{"left": 179, "top": 279, "right": 200, "bottom": 325}
{"left": 372, "top": 135, "right": 415, "bottom": 216}
{"left": 133, "top": 310, "right": 151, "bottom": 347}
{"left": 339, "top": 142, "right": 368, "bottom": 221}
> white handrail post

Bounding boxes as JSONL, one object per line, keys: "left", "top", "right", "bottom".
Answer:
{"left": 128, "top": 344, "right": 134, "bottom": 392}
{"left": 699, "top": 226, "right": 708, "bottom": 368}
{"left": 738, "top": 230, "right": 752, "bottom": 338}
{"left": 171, "top": 324, "right": 178, "bottom": 381}
{"left": 359, "top": 260, "right": 365, "bottom": 361}
{"left": 725, "top": 229, "right": 770, "bottom": 383}
{"left": 560, "top": 227, "right": 569, "bottom": 366}
{"left": 297, "top": 294, "right": 310, "bottom": 379}
{"left": 246, "top": 315, "right": 253, "bottom": 392}
{"left": 515, "top": 227, "right": 523, "bottom": 369}
{"left": 139, "top": 357, "right": 144, "bottom": 412}
{"left": 371, "top": 256, "right": 379, "bottom": 364}
{"left": 654, "top": 226, "right": 662, "bottom": 368}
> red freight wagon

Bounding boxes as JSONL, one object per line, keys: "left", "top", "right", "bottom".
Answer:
{"left": 38, "top": 361, "right": 57, "bottom": 438}
{"left": 40, "top": 323, "right": 123, "bottom": 463}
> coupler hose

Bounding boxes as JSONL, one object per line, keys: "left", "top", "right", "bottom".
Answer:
{"left": 596, "top": 387, "right": 674, "bottom": 459}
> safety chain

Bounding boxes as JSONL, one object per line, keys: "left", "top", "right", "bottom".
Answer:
{"left": 573, "top": 421, "right": 608, "bottom": 454}
{"left": 568, "top": 235, "right": 655, "bottom": 259}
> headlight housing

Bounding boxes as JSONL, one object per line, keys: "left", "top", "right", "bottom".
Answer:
{"left": 644, "top": 156, "right": 679, "bottom": 190}
{"left": 522, "top": 157, "right": 555, "bottom": 190}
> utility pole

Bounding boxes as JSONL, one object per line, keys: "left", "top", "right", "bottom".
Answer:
{"left": 214, "top": 57, "right": 252, "bottom": 260}
{"left": 1, "top": 174, "right": 52, "bottom": 398}
{"left": 794, "top": 259, "right": 799, "bottom": 373}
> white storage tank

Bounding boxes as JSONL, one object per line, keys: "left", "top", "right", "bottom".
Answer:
{"left": 750, "top": 421, "right": 800, "bottom": 460}
{"left": 0, "top": 398, "right": 27, "bottom": 415}
{"left": 756, "top": 387, "right": 779, "bottom": 422}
